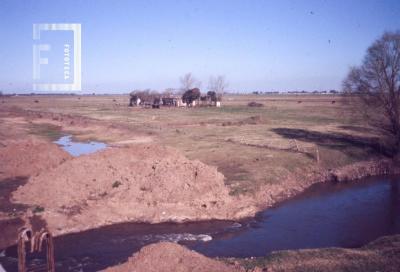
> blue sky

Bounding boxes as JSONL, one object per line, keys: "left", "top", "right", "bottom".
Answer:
{"left": 0, "top": 0, "right": 399, "bottom": 93}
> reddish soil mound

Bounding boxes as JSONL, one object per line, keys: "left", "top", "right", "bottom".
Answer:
{"left": 0, "top": 139, "right": 71, "bottom": 180}
{"left": 13, "top": 144, "right": 256, "bottom": 235}
{"left": 103, "top": 242, "right": 244, "bottom": 272}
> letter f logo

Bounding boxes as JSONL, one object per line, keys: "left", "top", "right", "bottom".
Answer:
{"left": 33, "top": 44, "right": 50, "bottom": 80}
{"left": 32, "top": 23, "right": 81, "bottom": 91}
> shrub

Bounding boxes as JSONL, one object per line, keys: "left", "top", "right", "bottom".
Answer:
{"left": 247, "top": 101, "right": 264, "bottom": 107}
{"left": 182, "top": 88, "right": 201, "bottom": 104}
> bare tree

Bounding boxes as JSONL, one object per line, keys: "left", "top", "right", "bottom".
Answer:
{"left": 180, "top": 73, "right": 201, "bottom": 92}
{"left": 163, "top": 88, "right": 175, "bottom": 97}
{"left": 208, "top": 75, "right": 228, "bottom": 93}
{"left": 208, "top": 75, "right": 228, "bottom": 101}
{"left": 343, "top": 31, "right": 400, "bottom": 154}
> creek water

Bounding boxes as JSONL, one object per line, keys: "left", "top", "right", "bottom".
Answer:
{"left": 53, "top": 135, "right": 107, "bottom": 157}
{"left": 1, "top": 176, "right": 399, "bottom": 271}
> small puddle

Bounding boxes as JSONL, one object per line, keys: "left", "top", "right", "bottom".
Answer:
{"left": 54, "top": 135, "right": 107, "bottom": 156}
{"left": 1, "top": 175, "right": 399, "bottom": 271}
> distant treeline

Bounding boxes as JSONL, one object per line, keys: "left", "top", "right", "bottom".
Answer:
{"left": 1, "top": 89, "right": 341, "bottom": 96}
{"left": 1, "top": 92, "right": 79, "bottom": 96}
{"left": 249, "top": 90, "right": 340, "bottom": 95}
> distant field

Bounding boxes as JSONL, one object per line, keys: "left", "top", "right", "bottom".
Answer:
{"left": 1, "top": 94, "right": 381, "bottom": 196}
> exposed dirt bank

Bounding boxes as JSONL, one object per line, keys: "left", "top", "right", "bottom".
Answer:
{"left": 103, "top": 235, "right": 400, "bottom": 272}
{"left": 227, "top": 234, "right": 400, "bottom": 272}
{"left": 254, "top": 159, "right": 400, "bottom": 211}
{"left": 0, "top": 139, "right": 71, "bottom": 180}
{"left": 103, "top": 242, "right": 244, "bottom": 272}
{"left": 12, "top": 144, "right": 257, "bottom": 235}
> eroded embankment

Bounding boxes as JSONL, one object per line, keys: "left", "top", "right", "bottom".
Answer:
{"left": 254, "top": 158, "right": 400, "bottom": 211}
{"left": 12, "top": 144, "right": 257, "bottom": 235}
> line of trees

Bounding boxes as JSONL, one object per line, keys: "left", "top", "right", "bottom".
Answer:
{"left": 179, "top": 73, "right": 228, "bottom": 93}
